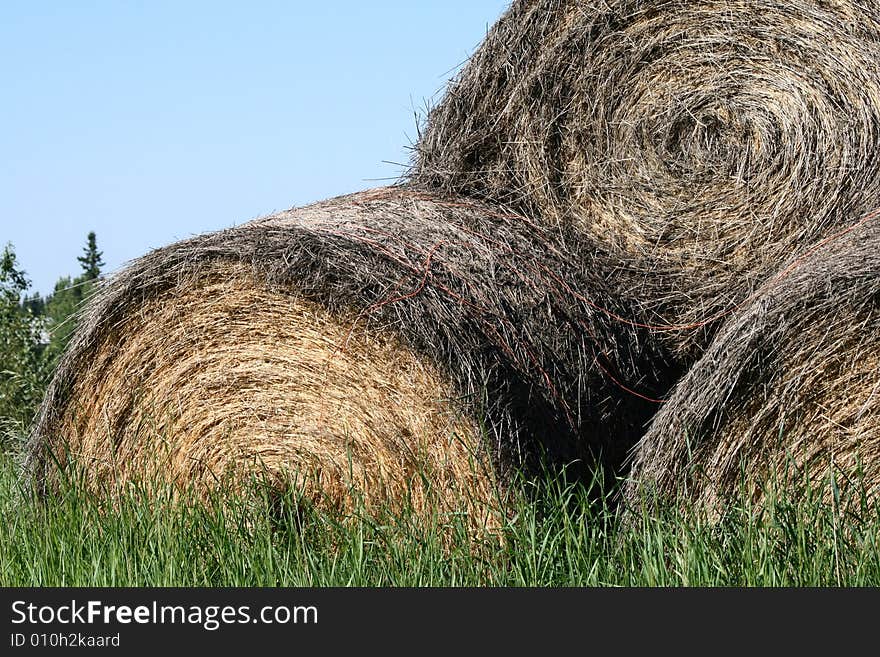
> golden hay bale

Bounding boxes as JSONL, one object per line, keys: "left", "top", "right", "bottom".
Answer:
{"left": 413, "top": 0, "right": 880, "bottom": 356}
{"left": 52, "top": 261, "right": 497, "bottom": 526}
{"left": 625, "top": 214, "right": 880, "bottom": 511}
{"left": 28, "top": 189, "right": 675, "bottom": 521}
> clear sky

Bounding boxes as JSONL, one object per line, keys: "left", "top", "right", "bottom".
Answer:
{"left": 1, "top": 1, "right": 510, "bottom": 296}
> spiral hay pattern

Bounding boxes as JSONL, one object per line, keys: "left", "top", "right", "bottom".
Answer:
{"left": 626, "top": 215, "right": 880, "bottom": 509}
{"left": 50, "top": 261, "right": 497, "bottom": 525}
{"left": 413, "top": 0, "right": 880, "bottom": 355}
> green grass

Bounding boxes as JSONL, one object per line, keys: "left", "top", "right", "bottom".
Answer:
{"left": 2, "top": 449, "right": 879, "bottom": 586}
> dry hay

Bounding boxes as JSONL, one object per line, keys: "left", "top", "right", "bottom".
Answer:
{"left": 48, "top": 260, "right": 498, "bottom": 528}
{"left": 28, "top": 189, "right": 676, "bottom": 521}
{"left": 29, "top": 0, "right": 880, "bottom": 519}
{"left": 412, "top": 0, "right": 880, "bottom": 356}
{"left": 625, "top": 212, "right": 880, "bottom": 511}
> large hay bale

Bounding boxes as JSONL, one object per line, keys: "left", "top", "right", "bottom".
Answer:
{"left": 28, "top": 189, "right": 675, "bottom": 519}
{"left": 413, "top": 0, "right": 880, "bottom": 355}
{"left": 48, "top": 261, "right": 495, "bottom": 524}
{"left": 625, "top": 212, "right": 880, "bottom": 510}
{"left": 33, "top": 1, "right": 880, "bottom": 520}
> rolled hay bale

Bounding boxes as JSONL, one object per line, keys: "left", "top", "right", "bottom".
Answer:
{"left": 46, "top": 261, "right": 496, "bottom": 526}
{"left": 412, "top": 0, "right": 880, "bottom": 356}
{"left": 625, "top": 211, "right": 880, "bottom": 512}
{"left": 27, "top": 188, "right": 677, "bottom": 524}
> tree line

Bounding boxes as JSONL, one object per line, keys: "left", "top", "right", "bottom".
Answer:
{"left": 0, "top": 232, "right": 105, "bottom": 439}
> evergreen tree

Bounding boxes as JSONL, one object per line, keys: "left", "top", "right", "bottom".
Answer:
{"left": 77, "top": 231, "right": 104, "bottom": 281}
{"left": 43, "top": 232, "right": 107, "bottom": 364}
{"left": 21, "top": 292, "right": 45, "bottom": 316}
{"left": 42, "top": 275, "right": 85, "bottom": 362}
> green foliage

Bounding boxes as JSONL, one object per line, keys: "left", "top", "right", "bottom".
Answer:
{"left": 0, "top": 232, "right": 105, "bottom": 441}
{"left": 34, "top": 232, "right": 104, "bottom": 366}
{"left": 0, "top": 244, "right": 47, "bottom": 438}
{"left": 1, "top": 246, "right": 29, "bottom": 294}
{"left": 41, "top": 275, "right": 92, "bottom": 364}
{"left": 21, "top": 292, "right": 44, "bottom": 317}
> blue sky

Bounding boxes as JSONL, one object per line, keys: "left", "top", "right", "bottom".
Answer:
{"left": 1, "top": 1, "right": 510, "bottom": 295}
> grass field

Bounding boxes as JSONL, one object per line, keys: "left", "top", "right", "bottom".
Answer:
{"left": 2, "top": 447, "right": 879, "bottom": 587}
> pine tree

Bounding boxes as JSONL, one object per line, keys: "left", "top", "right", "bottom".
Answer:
{"left": 42, "top": 275, "right": 84, "bottom": 361}
{"left": 77, "top": 231, "right": 104, "bottom": 281}
{"left": 21, "top": 292, "right": 44, "bottom": 316}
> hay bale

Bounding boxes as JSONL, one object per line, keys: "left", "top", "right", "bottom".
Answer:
{"left": 413, "top": 0, "right": 880, "bottom": 356}
{"left": 28, "top": 188, "right": 676, "bottom": 519}
{"left": 48, "top": 261, "right": 496, "bottom": 525}
{"left": 36, "top": 0, "right": 880, "bottom": 518}
{"left": 625, "top": 212, "right": 880, "bottom": 510}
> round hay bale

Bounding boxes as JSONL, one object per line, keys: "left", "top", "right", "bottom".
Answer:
{"left": 28, "top": 188, "right": 677, "bottom": 521}
{"left": 48, "top": 261, "right": 496, "bottom": 525}
{"left": 625, "top": 212, "right": 880, "bottom": 511}
{"left": 412, "top": 0, "right": 880, "bottom": 356}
